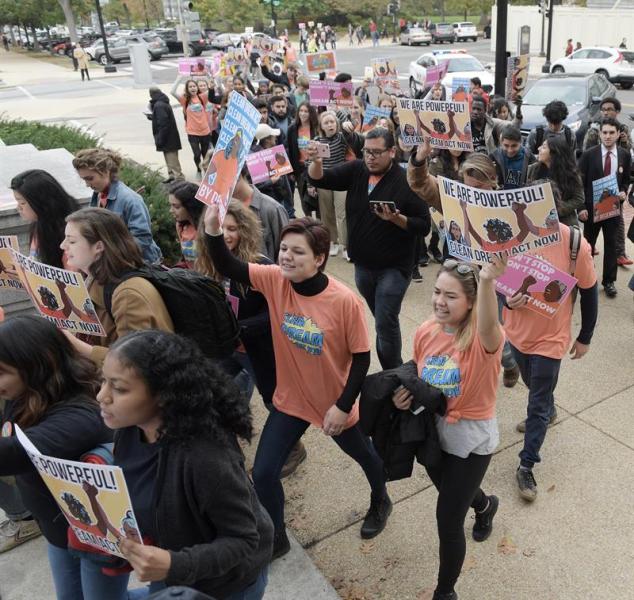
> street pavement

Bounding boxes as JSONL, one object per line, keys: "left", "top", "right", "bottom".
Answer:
{"left": 0, "top": 46, "right": 634, "bottom": 600}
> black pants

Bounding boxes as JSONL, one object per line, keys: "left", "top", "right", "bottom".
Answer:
{"left": 583, "top": 214, "right": 618, "bottom": 285}
{"left": 425, "top": 451, "right": 492, "bottom": 595}
{"left": 80, "top": 68, "right": 90, "bottom": 81}
{"left": 187, "top": 134, "right": 211, "bottom": 170}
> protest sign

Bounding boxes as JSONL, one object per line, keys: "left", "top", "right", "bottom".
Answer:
{"left": 425, "top": 62, "right": 449, "bottom": 86}
{"left": 397, "top": 98, "right": 473, "bottom": 151}
{"left": 451, "top": 78, "right": 470, "bottom": 101}
{"left": 10, "top": 250, "right": 105, "bottom": 336}
{"left": 178, "top": 57, "right": 212, "bottom": 76}
{"left": 592, "top": 173, "right": 620, "bottom": 222}
{"left": 506, "top": 55, "right": 529, "bottom": 101}
{"left": 304, "top": 50, "right": 337, "bottom": 74}
{"left": 495, "top": 253, "right": 577, "bottom": 318}
{"left": 0, "top": 236, "right": 24, "bottom": 291}
{"left": 251, "top": 35, "right": 282, "bottom": 57}
{"left": 298, "top": 22, "right": 306, "bottom": 30}
{"left": 372, "top": 57, "right": 401, "bottom": 94}
{"left": 430, "top": 207, "right": 447, "bottom": 247}
{"left": 246, "top": 144, "right": 293, "bottom": 184}
{"left": 196, "top": 92, "right": 261, "bottom": 224}
{"left": 438, "top": 177, "right": 561, "bottom": 264}
{"left": 15, "top": 426, "right": 142, "bottom": 558}
{"left": 308, "top": 80, "right": 353, "bottom": 107}
{"left": 362, "top": 105, "right": 392, "bottom": 132}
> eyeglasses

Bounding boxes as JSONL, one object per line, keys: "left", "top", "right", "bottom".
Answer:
{"left": 443, "top": 259, "right": 479, "bottom": 288}
{"left": 362, "top": 148, "right": 390, "bottom": 158}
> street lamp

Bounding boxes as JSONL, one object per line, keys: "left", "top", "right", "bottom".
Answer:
{"left": 94, "top": 0, "right": 117, "bottom": 72}
{"left": 541, "top": 0, "right": 554, "bottom": 73}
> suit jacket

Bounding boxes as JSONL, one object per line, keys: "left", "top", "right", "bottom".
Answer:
{"left": 577, "top": 145, "right": 631, "bottom": 213}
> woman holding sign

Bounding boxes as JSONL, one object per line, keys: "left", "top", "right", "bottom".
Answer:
{"left": 0, "top": 316, "right": 129, "bottom": 599}
{"left": 392, "top": 256, "right": 507, "bottom": 600}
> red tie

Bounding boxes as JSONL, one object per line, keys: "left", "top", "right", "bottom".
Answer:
{"left": 604, "top": 151, "right": 612, "bottom": 176}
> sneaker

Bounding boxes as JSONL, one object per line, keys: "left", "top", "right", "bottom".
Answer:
{"left": 360, "top": 492, "right": 393, "bottom": 539}
{"left": 431, "top": 249, "right": 444, "bottom": 263}
{"left": 0, "top": 518, "right": 42, "bottom": 553}
{"left": 271, "top": 528, "right": 291, "bottom": 560}
{"left": 280, "top": 441, "right": 307, "bottom": 479}
{"left": 617, "top": 256, "right": 633, "bottom": 266}
{"left": 516, "top": 407, "right": 557, "bottom": 433}
{"left": 472, "top": 495, "right": 498, "bottom": 542}
{"left": 342, "top": 249, "right": 351, "bottom": 262}
{"left": 412, "top": 266, "right": 423, "bottom": 283}
{"left": 419, "top": 254, "right": 430, "bottom": 267}
{"left": 516, "top": 468, "right": 537, "bottom": 501}
{"left": 503, "top": 364, "right": 520, "bottom": 388}
{"left": 604, "top": 282, "right": 618, "bottom": 298}
{"left": 329, "top": 243, "right": 340, "bottom": 257}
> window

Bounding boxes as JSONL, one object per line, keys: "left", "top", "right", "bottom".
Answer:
{"left": 588, "top": 50, "right": 611, "bottom": 59}
{"left": 571, "top": 49, "right": 590, "bottom": 59}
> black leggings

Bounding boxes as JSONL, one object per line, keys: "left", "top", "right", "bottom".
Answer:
{"left": 425, "top": 451, "right": 492, "bottom": 595}
{"left": 187, "top": 134, "right": 211, "bottom": 169}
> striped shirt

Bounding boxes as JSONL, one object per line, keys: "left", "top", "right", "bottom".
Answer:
{"left": 313, "top": 133, "right": 349, "bottom": 169}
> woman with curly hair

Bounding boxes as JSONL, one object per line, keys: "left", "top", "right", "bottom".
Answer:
{"left": 99, "top": 330, "right": 273, "bottom": 599}
{"left": 0, "top": 316, "right": 128, "bottom": 599}
{"left": 489, "top": 97, "right": 514, "bottom": 121}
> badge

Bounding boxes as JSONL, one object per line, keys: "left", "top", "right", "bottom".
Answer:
{"left": 1, "top": 421, "right": 12, "bottom": 438}
{"left": 618, "top": 166, "right": 623, "bottom": 173}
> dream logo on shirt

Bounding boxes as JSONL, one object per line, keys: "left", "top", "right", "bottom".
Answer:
{"left": 421, "top": 354, "right": 461, "bottom": 397}
{"left": 281, "top": 313, "right": 324, "bottom": 355}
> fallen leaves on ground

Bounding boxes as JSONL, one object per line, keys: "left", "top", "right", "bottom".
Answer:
{"left": 359, "top": 540, "right": 376, "bottom": 554}
{"left": 497, "top": 535, "right": 518, "bottom": 555}
{"left": 462, "top": 555, "right": 478, "bottom": 572}
{"left": 522, "top": 547, "right": 536, "bottom": 557}
{"left": 547, "top": 484, "right": 556, "bottom": 493}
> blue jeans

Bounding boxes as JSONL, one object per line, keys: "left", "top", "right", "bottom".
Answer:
{"left": 496, "top": 294, "right": 517, "bottom": 371}
{"left": 127, "top": 581, "right": 166, "bottom": 598}
{"left": 225, "top": 567, "right": 269, "bottom": 600}
{"left": 0, "top": 476, "right": 30, "bottom": 521}
{"left": 354, "top": 265, "right": 410, "bottom": 370}
{"left": 252, "top": 407, "right": 386, "bottom": 532}
{"left": 47, "top": 543, "right": 130, "bottom": 600}
{"left": 510, "top": 345, "right": 561, "bottom": 469}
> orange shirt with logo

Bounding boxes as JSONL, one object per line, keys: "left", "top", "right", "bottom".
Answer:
{"left": 179, "top": 96, "right": 211, "bottom": 137}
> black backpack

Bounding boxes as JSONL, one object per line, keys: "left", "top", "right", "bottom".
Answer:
{"left": 535, "top": 124, "right": 573, "bottom": 149}
{"left": 104, "top": 266, "right": 240, "bottom": 360}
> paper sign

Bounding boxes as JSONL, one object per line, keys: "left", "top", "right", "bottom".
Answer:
{"left": 304, "top": 50, "right": 337, "bottom": 74}
{"left": 299, "top": 22, "right": 306, "bottom": 30}
{"left": 0, "top": 236, "right": 24, "bottom": 291}
{"left": 308, "top": 80, "right": 353, "bottom": 107}
{"left": 364, "top": 66, "right": 374, "bottom": 80}
{"left": 246, "top": 144, "right": 293, "bottom": 184}
{"left": 15, "top": 426, "right": 142, "bottom": 558}
{"left": 178, "top": 57, "right": 212, "bottom": 76}
{"left": 451, "top": 78, "right": 471, "bottom": 101}
{"left": 251, "top": 35, "right": 282, "bottom": 57}
{"left": 495, "top": 253, "right": 577, "bottom": 318}
{"left": 438, "top": 178, "right": 561, "bottom": 265}
{"left": 308, "top": 21, "right": 315, "bottom": 27}
{"left": 224, "top": 47, "right": 248, "bottom": 67}
{"left": 592, "top": 173, "right": 620, "bottom": 222}
{"left": 313, "top": 142, "right": 331, "bottom": 158}
{"left": 506, "top": 55, "right": 529, "bottom": 101}
{"left": 425, "top": 62, "right": 449, "bottom": 86}
{"left": 397, "top": 98, "right": 473, "bottom": 151}
{"left": 196, "top": 92, "right": 261, "bottom": 224}
{"left": 362, "top": 105, "right": 392, "bottom": 132}
{"left": 10, "top": 250, "right": 105, "bottom": 336}
{"left": 372, "top": 57, "right": 401, "bottom": 94}
{"left": 430, "top": 207, "right": 447, "bottom": 247}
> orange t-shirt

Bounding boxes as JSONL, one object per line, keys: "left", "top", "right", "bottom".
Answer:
{"left": 248, "top": 263, "right": 370, "bottom": 428}
{"left": 413, "top": 319, "right": 503, "bottom": 423}
{"left": 503, "top": 224, "right": 597, "bottom": 359}
{"left": 297, "top": 124, "right": 310, "bottom": 165}
{"left": 179, "top": 96, "right": 211, "bottom": 136}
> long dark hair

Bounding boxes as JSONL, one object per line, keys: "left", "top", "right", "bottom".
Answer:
{"left": 294, "top": 101, "right": 319, "bottom": 136}
{"left": 109, "top": 330, "right": 253, "bottom": 445}
{"left": 540, "top": 135, "right": 582, "bottom": 202}
{"left": 168, "top": 181, "right": 204, "bottom": 228}
{"left": 0, "top": 316, "right": 99, "bottom": 429}
{"left": 435, "top": 149, "right": 468, "bottom": 181}
{"left": 10, "top": 170, "right": 80, "bottom": 268}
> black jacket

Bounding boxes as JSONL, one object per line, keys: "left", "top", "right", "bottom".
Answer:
{"left": 150, "top": 91, "right": 182, "bottom": 152}
{"left": 360, "top": 361, "right": 446, "bottom": 481}
{"left": 0, "top": 397, "right": 112, "bottom": 548}
{"left": 115, "top": 428, "right": 273, "bottom": 599}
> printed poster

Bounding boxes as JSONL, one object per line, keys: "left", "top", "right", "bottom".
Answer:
{"left": 246, "top": 144, "right": 293, "bottom": 184}
{"left": 15, "top": 426, "right": 142, "bottom": 559}
{"left": 308, "top": 80, "right": 353, "bottom": 108}
{"left": 397, "top": 98, "right": 473, "bottom": 151}
{"left": 425, "top": 62, "right": 449, "bottom": 86}
{"left": 430, "top": 207, "right": 447, "bottom": 247}
{"left": 451, "top": 78, "right": 471, "bottom": 101}
{"left": 224, "top": 46, "right": 249, "bottom": 67}
{"left": 0, "top": 236, "right": 24, "bottom": 291}
{"left": 438, "top": 177, "right": 561, "bottom": 264}
{"left": 372, "top": 57, "right": 401, "bottom": 94}
{"left": 178, "top": 57, "right": 213, "bottom": 76}
{"left": 592, "top": 173, "right": 620, "bottom": 222}
{"left": 506, "top": 55, "right": 529, "bottom": 101}
{"left": 251, "top": 35, "right": 282, "bottom": 57}
{"left": 362, "top": 105, "right": 392, "bottom": 132}
{"left": 10, "top": 250, "right": 106, "bottom": 336}
{"left": 303, "top": 51, "right": 337, "bottom": 74}
{"left": 495, "top": 253, "right": 577, "bottom": 318}
{"left": 196, "top": 92, "right": 261, "bottom": 224}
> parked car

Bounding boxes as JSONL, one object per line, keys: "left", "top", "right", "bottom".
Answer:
{"left": 550, "top": 46, "right": 634, "bottom": 89}
{"left": 154, "top": 27, "right": 207, "bottom": 56}
{"left": 125, "top": 32, "right": 169, "bottom": 60}
{"left": 519, "top": 73, "right": 617, "bottom": 151}
{"left": 400, "top": 27, "right": 432, "bottom": 46}
{"left": 452, "top": 22, "right": 478, "bottom": 42}
{"left": 408, "top": 49, "right": 493, "bottom": 97}
{"left": 210, "top": 32, "right": 243, "bottom": 50}
{"left": 427, "top": 23, "right": 455, "bottom": 44}
{"left": 87, "top": 36, "right": 162, "bottom": 65}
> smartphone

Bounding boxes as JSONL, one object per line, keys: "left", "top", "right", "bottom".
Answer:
{"left": 313, "top": 142, "right": 331, "bottom": 158}
{"left": 370, "top": 200, "right": 397, "bottom": 213}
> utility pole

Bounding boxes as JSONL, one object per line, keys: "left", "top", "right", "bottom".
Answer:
{"left": 539, "top": 0, "right": 545, "bottom": 57}
{"left": 177, "top": 1, "right": 191, "bottom": 57}
{"left": 95, "top": 0, "right": 116, "bottom": 72}
{"left": 494, "top": 0, "right": 507, "bottom": 96}
{"left": 541, "top": 0, "right": 554, "bottom": 72}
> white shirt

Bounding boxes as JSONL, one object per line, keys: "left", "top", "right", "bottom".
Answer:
{"left": 601, "top": 144, "right": 617, "bottom": 177}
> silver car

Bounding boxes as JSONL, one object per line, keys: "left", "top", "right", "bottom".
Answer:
{"left": 400, "top": 27, "right": 431, "bottom": 47}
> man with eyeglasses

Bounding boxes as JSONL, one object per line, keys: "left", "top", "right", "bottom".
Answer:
{"left": 307, "top": 127, "right": 430, "bottom": 370}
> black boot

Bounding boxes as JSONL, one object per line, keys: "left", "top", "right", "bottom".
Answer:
{"left": 271, "top": 528, "right": 291, "bottom": 561}
{"left": 432, "top": 591, "right": 458, "bottom": 600}
{"left": 360, "top": 492, "right": 392, "bottom": 539}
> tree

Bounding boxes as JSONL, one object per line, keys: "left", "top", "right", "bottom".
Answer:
{"left": 57, "top": 0, "right": 79, "bottom": 41}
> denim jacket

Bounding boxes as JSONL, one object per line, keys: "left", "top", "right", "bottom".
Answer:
{"left": 90, "top": 180, "right": 162, "bottom": 264}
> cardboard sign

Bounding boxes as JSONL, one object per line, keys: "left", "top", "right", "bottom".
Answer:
{"left": 425, "top": 62, "right": 449, "bottom": 86}
{"left": 506, "top": 55, "right": 529, "bottom": 101}
{"left": 15, "top": 426, "right": 142, "bottom": 558}
{"left": 0, "top": 236, "right": 24, "bottom": 291}
{"left": 10, "top": 250, "right": 105, "bottom": 336}
{"left": 451, "top": 78, "right": 471, "bottom": 101}
{"left": 592, "top": 173, "right": 620, "bottom": 222}
{"left": 304, "top": 50, "right": 337, "bottom": 74}
{"left": 495, "top": 253, "right": 577, "bottom": 318}
{"left": 224, "top": 47, "right": 248, "bottom": 67}
{"left": 251, "top": 35, "right": 283, "bottom": 57}
{"left": 372, "top": 57, "right": 401, "bottom": 94}
{"left": 308, "top": 80, "right": 353, "bottom": 108}
{"left": 362, "top": 105, "right": 392, "bottom": 132}
{"left": 178, "top": 57, "right": 213, "bottom": 76}
{"left": 397, "top": 98, "right": 473, "bottom": 151}
{"left": 196, "top": 92, "right": 261, "bottom": 224}
{"left": 246, "top": 144, "right": 293, "bottom": 184}
{"left": 438, "top": 178, "right": 561, "bottom": 265}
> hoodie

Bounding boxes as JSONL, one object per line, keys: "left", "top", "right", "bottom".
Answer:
{"left": 150, "top": 90, "right": 182, "bottom": 152}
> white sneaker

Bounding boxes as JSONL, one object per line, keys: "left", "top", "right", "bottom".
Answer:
{"left": 329, "top": 243, "right": 340, "bottom": 257}
{"left": 0, "top": 518, "right": 41, "bottom": 553}
{"left": 343, "top": 249, "right": 351, "bottom": 262}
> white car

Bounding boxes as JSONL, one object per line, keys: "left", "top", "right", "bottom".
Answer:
{"left": 452, "top": 22, "right": 478, "bottom": 42}
{"left": 400, "top": 27, "right": 431, "bottom": 46}
{"left": 408, "top": 49, "right": 494, "bottom": 97}
{"left": 551, "top": 46, "right": 634, "bottom": 89}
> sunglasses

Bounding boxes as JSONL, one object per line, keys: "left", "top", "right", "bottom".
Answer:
{"left": 443, "top": 259, "right": 479, "bottom": 288}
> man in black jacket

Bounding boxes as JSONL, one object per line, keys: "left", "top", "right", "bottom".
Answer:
{"left": 149, "top": 87, "right": 184, "bottom": 184}
{"left": 307, "top": 127, "right": 430, "bottom": 369}
{"left": 577, "top": 117, "right": 631, "bottom": 297}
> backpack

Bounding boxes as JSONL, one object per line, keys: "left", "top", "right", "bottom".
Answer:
{"left": 535, "top": 124, "right": 573, "bottom": 150}
{"left": 104, "top": 265, "right": 240, "bottom": 360}
{"left": 568, "top": 224, "right": 582, "bottom": 308}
